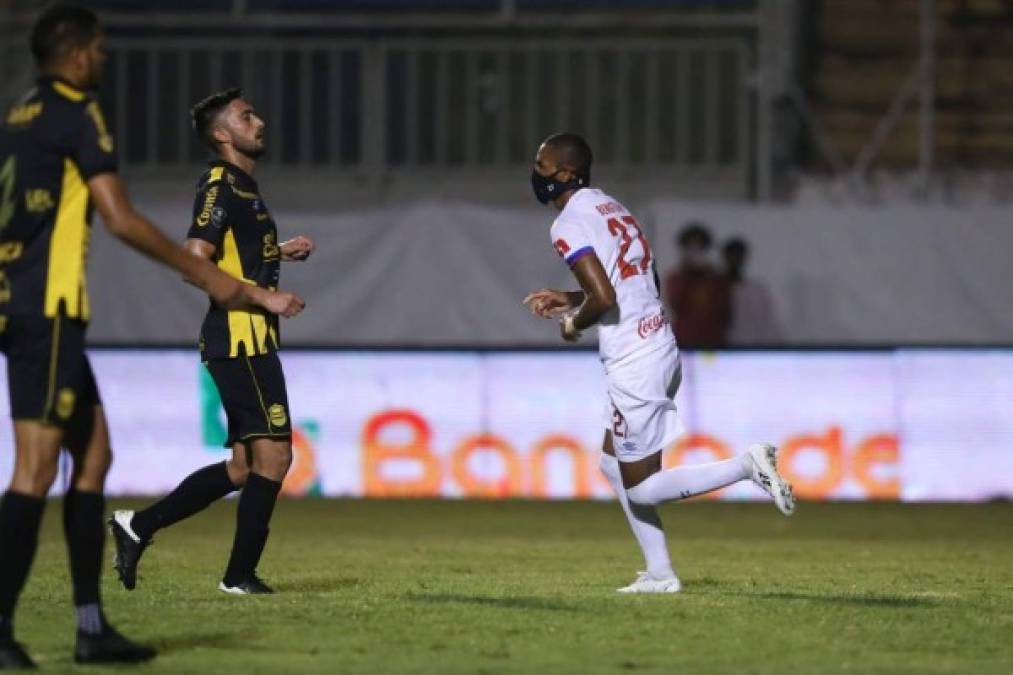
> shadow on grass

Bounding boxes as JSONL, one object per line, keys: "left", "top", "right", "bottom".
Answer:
{"left": 750, "top": 591, "right": 940, "bottom": 608}
{"left": 278, "top": 577, "right": 362, "bottom": 593}
{"left": 154, "top": 629, "right": 245, "bottom": 653}
{"left": 406, "top": 592, "right": 577, "bottom": 612}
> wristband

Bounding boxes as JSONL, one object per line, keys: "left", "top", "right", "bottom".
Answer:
{"left": 562, "top": 313, "right": 582, "bottom": 339}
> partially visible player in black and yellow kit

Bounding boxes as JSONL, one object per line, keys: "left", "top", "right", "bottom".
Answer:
{"left": 109, "top": 89, "right": 315, "bottom": 597}
{"left": 0, "top": 6, "right": 306, "bottom": 670}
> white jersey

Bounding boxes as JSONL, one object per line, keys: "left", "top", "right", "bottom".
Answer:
{"left": 549, "top": 188, "right": 675, "bottom": 369}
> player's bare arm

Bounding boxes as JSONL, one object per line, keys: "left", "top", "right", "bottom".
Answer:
{"left": 88, "top": 174, "right": 303, "bottom": 317}
{"left": 182, "top": 237, "right": 305, "bottom": 317}
{"left": 560, "top": 253, "right": 616, "bottom": 341}
{"left": 89, "top": 173, "right": 242, "bottom": 308}
{"left": 279, "top": 235, "right": 315, "bottom": 262}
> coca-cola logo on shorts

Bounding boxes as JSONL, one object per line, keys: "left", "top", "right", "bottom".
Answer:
{"left": 637, "top": 312, "right": 669, "bottom": 339}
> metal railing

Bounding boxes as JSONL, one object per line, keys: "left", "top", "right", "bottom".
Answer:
{"left": 100, "top": 37, "right": 751, "bottom": 175}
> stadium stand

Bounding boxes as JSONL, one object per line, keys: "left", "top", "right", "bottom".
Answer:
{"left": 812, "top": 0, "right": 1013, "bottom": 169}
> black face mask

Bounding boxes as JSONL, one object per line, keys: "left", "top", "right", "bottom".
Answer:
{"left": 531, "top": 169, "right": 587, "bottom": 205}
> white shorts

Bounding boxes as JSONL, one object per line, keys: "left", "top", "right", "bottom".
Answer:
{"left": 605, "top": 341, "right": 685, "bottom": 462}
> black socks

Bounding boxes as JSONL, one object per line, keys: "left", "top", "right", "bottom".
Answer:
{"left": 63, "top": 489, "right": 106, "bottom": 609}
{"left": 223, "top": 472, "right": 282, "bottom": 585}
{"left": 0, "top": 491, "right": 46, "bottom": 640}
{"left": 131, "top": 461, "right": 238, "bottom": 540}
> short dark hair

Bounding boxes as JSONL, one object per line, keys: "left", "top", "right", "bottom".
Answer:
{"left": 678, "top": 222, "right": 712, "bottom": 249}
{"left": 191, "top": 88, "right": 243, "bottom": 149}
{"left": 543, "top": 132, "right": 593, "bottom": 181}
{"left": 30, "top": 4, "right": 100, "bottom": 68}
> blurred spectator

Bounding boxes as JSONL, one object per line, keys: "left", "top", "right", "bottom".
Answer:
{"left": 663, "top": 223, "right": 731, "bottom": 348}
{"left": 722, "top": 238, "right": 782, "bottom": 345}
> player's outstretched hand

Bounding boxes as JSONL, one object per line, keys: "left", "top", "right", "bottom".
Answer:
{"left": 262, "top": 290, "right": 306, "bottom": 317}
{"left": 523, "top": 289, "right": 574, "bottom": 318}
{"left": 281, "top": 235, "right": 315, "bottom": 261}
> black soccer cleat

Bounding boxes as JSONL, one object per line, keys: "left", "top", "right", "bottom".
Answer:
{"left": 0, "top": 639, "right": 36, "bottom": 670}
{"left": 74, "top": 624, "right": 156, "bottom": 665}
{"left": 218, "top": 574, "right": 275, "bottom": 595}
{"left": 108, "top": 510, "right": 151, "bottom": 591}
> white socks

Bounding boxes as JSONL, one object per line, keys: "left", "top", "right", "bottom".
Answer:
{"left": 599, "top": 453, "right": 675, "bottom": 580}
{"left": 626, "top": 455, "right": 750, "bottom": 507}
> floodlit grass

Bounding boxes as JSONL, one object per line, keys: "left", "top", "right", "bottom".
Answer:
{"left": 15, "top": 499, "right": 1013, "bottom": 674}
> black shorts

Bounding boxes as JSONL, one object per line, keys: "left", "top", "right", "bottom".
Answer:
{"left": 0, "top": 313, "right": 101, "bottom": 428}
{"left": 205, "top": 351, "right": 291, "bottom": 447}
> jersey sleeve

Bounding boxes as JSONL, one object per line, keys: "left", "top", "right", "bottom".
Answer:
{"left": 550, "top": 216, "right": 596, "bottom": 268}
{"left": 70, "top": 99, "right": 118, "bottom": 179}
{"left": 186, "top": 172, "right": 231, "bottom": 248}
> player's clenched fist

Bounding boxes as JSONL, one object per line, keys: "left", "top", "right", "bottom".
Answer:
{"left": 262, "top": 290, "right": 306, "bottom": 317}
{"left": 523, "top": 288, "right": 575, "bottom": 318}
{"left": 281, "top": 236, "right": 315, "bottom": 261}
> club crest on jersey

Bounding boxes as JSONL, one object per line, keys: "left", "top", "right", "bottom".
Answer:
{"left": 56, "top": 388, "right": 76, "bottom": 419}
{"left": 210, "top": 206, "right": 226, "bottom": 227}
{"left": 268, "top": 403, "right": 287, "bottom": 428}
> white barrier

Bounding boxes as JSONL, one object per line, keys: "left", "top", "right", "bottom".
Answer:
{"left": 1, "top": 349, "right": 1011, "bottom": 501}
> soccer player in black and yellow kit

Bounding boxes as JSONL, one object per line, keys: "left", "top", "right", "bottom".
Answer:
{"left": 0, "top": 6, "right": 305, "bottom": 669}
{"left": 109, "top": 89, "right": 315, "bottom": 596}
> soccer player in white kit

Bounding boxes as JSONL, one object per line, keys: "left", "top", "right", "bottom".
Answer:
{"left": 524, "top": 133, "right": 795, "bottom": 593}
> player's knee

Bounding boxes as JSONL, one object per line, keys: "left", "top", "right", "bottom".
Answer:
{"left": 13, "top": 460, "right": 59, "bottom": 497}
{"left": 74, "top": 446, "right": 112, "bottom": 482}
{"left": 252, "top": 443, "right": 292, "bottom": 480}
{"left": 226, "top": 458, "right": 251, "bottom": 487}
{"left": 625, "top": 482, "right": 657, "bottom": 507}
{"left": 272, "top": 445, "right": 293, "bottom": 475}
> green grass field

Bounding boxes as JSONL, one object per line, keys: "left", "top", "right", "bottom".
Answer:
{"left": 14, "top": 499, "right": 1013, "bottom": 674}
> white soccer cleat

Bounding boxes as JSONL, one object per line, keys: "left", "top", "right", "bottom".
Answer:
{"left": 217, "top": 582, "right": 249, "bottom": 596}
{"left": 217, "top": 574, "right": 274, "bottom": 595}
{"left": 616, "top": 572, "right": 682, "bottom": 594}
{"left": 746, "top": 443, "right": 795, "bottom": 516}
{"left": 111, "top": 510, "right": 141, "bottom": 543}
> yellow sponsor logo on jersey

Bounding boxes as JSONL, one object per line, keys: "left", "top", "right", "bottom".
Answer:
{"left": 262, "top": 231, "right": 280, "bottom": 260}
{"left": 229, "top": 185, "right": 259, "bottom": 200}
{"left": 26, "top": 189, "right": 54, "bottom": 213}
{"left": 269, "top": 403, "right": 287, "bottom": 428}
{"left": 0, "top": 271, "right": 9, "bottom": 303}
{"left": 85, "top": 101, "right": 114, "bottom": 153}
{"left": 6, "top": 102, "right": 43, "bottom": 126}
{"left": 0, "top": 242, "right": 22, "bottom": 263}
{"left": 196, "top": 185, "right": 219, "bottom": 226}
{"left": 56, "top": 388, "right": 76, "bottom": 419}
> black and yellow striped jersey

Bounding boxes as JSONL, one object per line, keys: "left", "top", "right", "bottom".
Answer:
{"left": 187, "top": 160, "right": 281, "bottom": 361}
{"left": 0, "top": 76, "right": 117, "bottom": 322}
